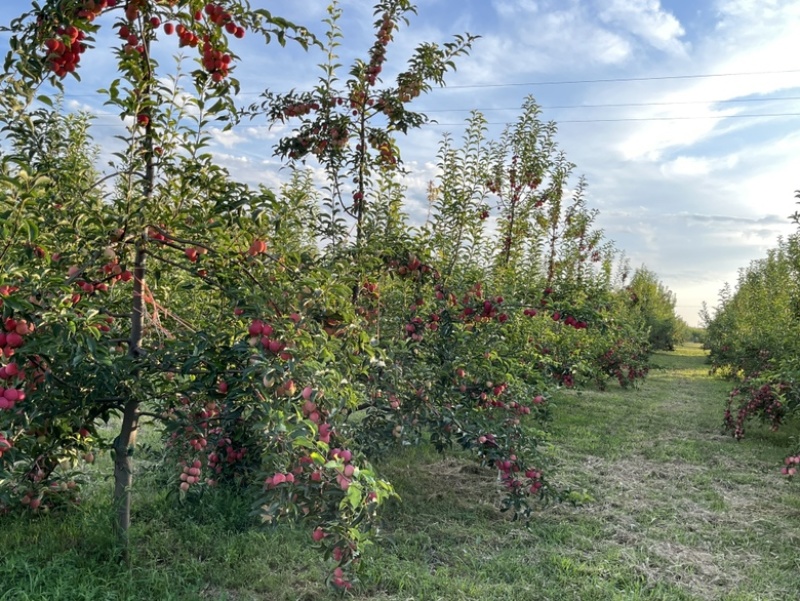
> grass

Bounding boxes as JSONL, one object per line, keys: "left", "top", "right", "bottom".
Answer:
{"left": 2, "top": 344, "right": 800, "bottom": 600}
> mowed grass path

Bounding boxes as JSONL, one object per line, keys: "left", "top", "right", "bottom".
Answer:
{"left": 2, "top": 345, "right": 799, "bottom": 600}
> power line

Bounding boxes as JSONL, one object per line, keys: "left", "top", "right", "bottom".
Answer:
{"left": 53, "top": 68, "right": 800, "bottom": 100}
{"left": 421, "top": 95, "right": 800, "bottom": 113}
{"left": 426, "top": 112, "right": 800, "bottom": 126}
{"left": 74, "top": 110, "right": 800, "bottom": 129}
{"left": 79, "top": 110, "right": 800, "bottom": 128}
{"left": 438, "top": 69, "right": 800, "bottom": 90}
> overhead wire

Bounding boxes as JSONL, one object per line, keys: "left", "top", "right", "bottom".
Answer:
{"left": 41, "top": 67, "right": 800, "bottom": 130}
{"left": 437, "top": 68, "right": 800, "bottom": 89}
{"left": 54, "top": 67, "right": 800, "bottom": 99}
{"left": 80, "top": 110, "right": 800, "bottom": 128}
{"left": 427, "top": 112, "right": 800, "bottom": 126}
{"left": 421, "top": 95, "right": 800, "bottom": 113}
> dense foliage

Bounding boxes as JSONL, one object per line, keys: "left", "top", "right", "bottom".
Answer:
{"left": 703, "top": 191, "right": 800, "bottom": 471}
{"left": 626, "top": 267, "right": 688, "bottom": 351}
{"left": 0, "top": 0, "right": 684, "bottom": 588}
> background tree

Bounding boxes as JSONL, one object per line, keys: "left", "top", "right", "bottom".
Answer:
{"left": 626, "top": 267, "right": 688, "bottom": 351}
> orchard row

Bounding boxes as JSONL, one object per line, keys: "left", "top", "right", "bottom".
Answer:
{"left": 704, "top": 205, "right": 800, "bottom": 475}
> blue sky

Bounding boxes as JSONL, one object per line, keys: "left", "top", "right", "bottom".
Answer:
{"left": 2, "top": 0, "right": 800, "bottom": 326}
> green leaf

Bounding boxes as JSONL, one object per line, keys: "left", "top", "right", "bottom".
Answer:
{"left": 345, "top": 484, "right": 362, "bottom": 509}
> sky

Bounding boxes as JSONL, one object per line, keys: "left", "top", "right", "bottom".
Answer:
{"left": 1, "top": 1, "right": 800, "bottom": 327}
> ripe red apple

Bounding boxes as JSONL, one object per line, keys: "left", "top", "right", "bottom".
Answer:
{"left": 6, "top": 332, "right": 23, "bottom": 348}
{"left": 248, "top": 320, "right": 264, "bottom": 336}
{"left": 247, "top": 239, "right": 267, "bottom": 256}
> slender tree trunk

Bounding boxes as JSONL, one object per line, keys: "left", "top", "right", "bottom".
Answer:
{"left": 113, "top": 28, "right": 154, "bottom": 555}
{"left": 114, "top": 244, "right": 146, "bottom": 559}
{"left": 113, "top": 398, "right": 140, "bottom": 552}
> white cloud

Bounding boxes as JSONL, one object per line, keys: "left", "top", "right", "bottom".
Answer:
{"left": 214, "top": 152, "right": 251, "bottom": 165}
{"left": 209, "top": 127, "right": 247, "bottom": 149}
{"left": 243, "top": 125, "right": 284, "bottom": 141}
{"left": 660, "top": 153, "right": 739, "bottom": 178}
{"left": 597, "top": 0, "right": 687, "bottom": 54}
{"left": 566, "top": 0, "right": 800, "bottom": 162}
{"left": 464, "top": 0, "right": 632, "bottom": 83}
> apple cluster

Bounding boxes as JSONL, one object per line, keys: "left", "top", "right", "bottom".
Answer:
{"left": 782, "top": 455, "right": 800, "bottom": 477}
{"left": 0, "top": 319, "right": 33, "bottom": 411}
{"left": 172, "top": 22, "right": 200, "bottom": 48}
{"left": 366, "top": 12, "right": 393, "bottom": 86}
{"left": 265, "top": 447, "right": 355, "bottom": 493}
{"left": 201, "top": 42, "right": 232, "bottom": 82}
{"left": 76, "top": 0, "right": 117, "bottom": 21}
{"left": 64, "top": 253, "right": 130, "bottom": 306}
{"left": 178, "top": 459, "right": 203, "bottom": 491}
{"left": 44, "top": 25, "right": 88, "bottom": 78}
{"left": 497, "top": 457, "right": 544, "bottom": 496}
{"left": 40, "top": 0, "right": 247, "bottom": 83}
{"left": 725, "top": 382, "right": 786, "bottom": 441}
{"left": 202, "top": 2, "right": 246, "bottom": 38}
{"left": 247, "top": 319, "right": 290, "bottom": 359}
{"left": 391, "top": 255, "right": 432, "bottom": 279}
{"left": 455, "top": 285, "right": 509, "bottom": 325}
{"left": 550, "top": 311, "right": 588, "bottom": 330}
{"left": 166, "top": 396, "right": 247, "bottom": 490}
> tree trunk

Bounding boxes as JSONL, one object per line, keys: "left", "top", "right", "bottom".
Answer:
{"left": 113, "top": 398, "right": 139, "bottom": 556}
{"left": 114, "top": 243, "right": 146, "bottom": 560}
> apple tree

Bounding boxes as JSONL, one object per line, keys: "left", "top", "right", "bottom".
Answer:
{"left": 0, "top": 2, "right": 406, "bottom": 585}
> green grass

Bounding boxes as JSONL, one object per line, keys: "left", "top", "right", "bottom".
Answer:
{"left": 2, "top": 344, "right": 800, "bottom": 600}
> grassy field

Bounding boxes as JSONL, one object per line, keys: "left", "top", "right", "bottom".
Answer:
{"left": 2, "top": 344, "right": 799, "bottom": 600}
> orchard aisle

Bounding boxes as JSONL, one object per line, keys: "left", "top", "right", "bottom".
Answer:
{"left": 543, "top": 344, "right": 800, "bottom": 601}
